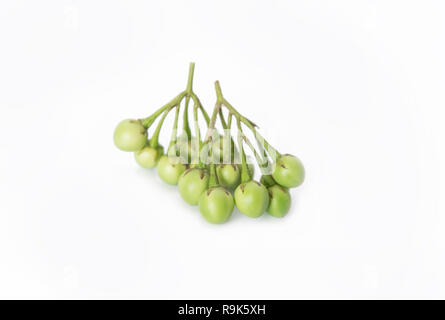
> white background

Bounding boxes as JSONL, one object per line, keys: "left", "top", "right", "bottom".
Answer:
{"left": 0, "top": 0, "right": 444, "bottom": 299}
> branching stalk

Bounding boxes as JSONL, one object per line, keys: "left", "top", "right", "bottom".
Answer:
{"left": 141, "top": 92, "right": 185, "bottom": 128}
{"left": 150, "top": 106, "right": 176, "bottom": 148}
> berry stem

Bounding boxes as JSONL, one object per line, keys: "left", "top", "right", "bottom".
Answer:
{"left": 182, "top": 62, "right": 195, "bottom": 138}
{"left": 218, "top": 108, "right": 227, "bottom": 129}
{"left": 201, "top": 87, "right": 224, "bottom": 168}
{"left": 193, "top": 102, "right": 203, "bottom": 166}
{"left": 199, "top": 103, "right": 210, "bottom": 125}
{"left": 237, "top": 117, "right": 251, "bottom": 183}
{"left": 190, "top": 93, "right": 209, "bottom": 126}
{"left": 203, "top": 102, "right": 221, "bottom": 144}
{"left": 182, "top": 96, "right": 192, "bottom": 139}
{"left": 150, "top": 105, "right": 176, "bottom": 148}
{"left": 221, "top": 97, "right": 281, "bottom": 159}
{"left": 141, "top": 91, "right": 185, "bottom": 128}
{"left": 208, "top": 162, "right": 219, "bottom": 188}
{"left": 227, "top": 112, "right": 233, "bottom": 129}
{"left": 212, "top": 81, "right": 281, "bottom": 159}
{"left": 167, "top": 104, "right": 181, "bottom": 152}
{"left": 214, "top": 81, "right": 224, "bottom": 103}
{"left": 218, "top": 108, "right": 238, "bottom": 163}
{"left": 242, "top": 134, "right": 270, "bottom": 174}
{"left": 186, "top": 62, "right": 195, "bottom": 93}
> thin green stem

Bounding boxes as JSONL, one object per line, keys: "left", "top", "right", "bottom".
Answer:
{"left": 199, "top": 104, "right": 210, "bottom": 125}
{"left": 193, "top": 102, "right": 203, "bottom": 166}
{"left": 237, "top": 117, "right": 251, "bottom": 183}
{"left": 213, "top": 81, "right": 280, "bottom": 158}
{"left": 186, "top": 62, "right": 195, "bottom": 93}
{"left": 167, "top": 105, "right": 181, "bottom": 152}
{"left": 181, "top": 62, "right": 195, "bottom": 139}
{"left": 200, "top": 98, "right": 223, "bottom": 169}
{"left": 227, "top": 112, "right": 233, "bottom": 129}
{"left": 203, "top": 103, "right": 221, "bottom": 144}
{"left": 222, "top": 97, "right": 281, "bottom": 159}
{"left": 141, "top": 92, "right": 185, "bottom": 128}
{"left": 243, "top": 135, "right": 268, "bottom": 172}
{"left": 150, "top": 106, "right": 175, "bottom": 148}
{"left": 208, "top": 162, "right": 219, "bottom": 187}
{"left": 182, "top": 96, "right": 192, "bottom": 139}
{"left": 218, "top": 108, "right": 238, "bottom": 163}
{"left": 218, "top": 108, "right": 227, "bottom": 129}
{"left": 214, "top": 81, "right": 224, "bottom": 103}
{"left": 190, "top": 93, "right": 209, "bottom": 125}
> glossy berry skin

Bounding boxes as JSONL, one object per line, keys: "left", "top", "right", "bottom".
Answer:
{"left": 113, "top": 119, "right": 147, "bottom": 152}
{"left": 178, "top": 168, "right": 209, "bottom": 205}
{"left": 134, "top": 145, "right": 163, "bottom": 169}
{"left": 234, "top": 181, "right": 269, "bottom": 218}
{"left": 267, "top": 185, "right": 291, "bottom": 217}
{"left": 216, "top": 164, "right": 240, "bottom": 190}
{"left": 272, "top": 154, "right": 305, "bottom": 188}
{"left": 199, "top": 187, "right": 234, "bottom": 224}
{"left": 157, "top": 155, "right": 187, "bottom": 185}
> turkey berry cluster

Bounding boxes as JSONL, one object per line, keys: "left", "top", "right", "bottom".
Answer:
{"left": 114, "top": 63, "right": 304, "bottom": 224}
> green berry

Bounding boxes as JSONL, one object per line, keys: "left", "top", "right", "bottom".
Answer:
{"left": 114, "top": 119, "right": 147, "bottom": 152}
{"left": 157, "top": 155, "right": 187, "bottom": 185}
{"left": 234, "top": 180, "right": 269, "bottom": 218}
{"left": 199, "top": 187, "right": 234, "bottom": 224}
{"left": 134, "top": 145, "right": 163, "bottom": 168}
{"left": 178, "top": 168, "right": 209, "bottom": 205}
{"left": 272, "top": 154, "right": 305, "bottom": 188}
{"left": 267, "top": 185, "right": 291, "bottom": 217}
{"left": 216, "top": 164, "right": 241, "bottom": 190}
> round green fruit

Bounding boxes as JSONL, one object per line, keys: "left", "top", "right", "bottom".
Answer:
{"left": 198, "top": 187, "right": 234, "bottom": 224}
{"left": 113, "top": 119, "right": 147, "bottom": 152}
{"left": 216, "top": 164, "right": 241, "bottom": 190}
{"left": 267, "top": 185, "right": 291, "bottom": 217}
{"left": 272, "top": 154, "right": 305, "bottom": 188}
{"left": 157, "top": 155, "right": 187, "bottom": 185}
{"left": 234, "top": 180, "right": 269, "bottom": 218}
{"left": 134, "top": 145, "right": 163, "bottom": 169}
{"left": 178, "top": 168, "right": 209, "bottom": 205}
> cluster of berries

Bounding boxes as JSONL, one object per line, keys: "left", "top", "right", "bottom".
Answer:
{"left": 114, "top": 63, "right": 304, "bottom": 224}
